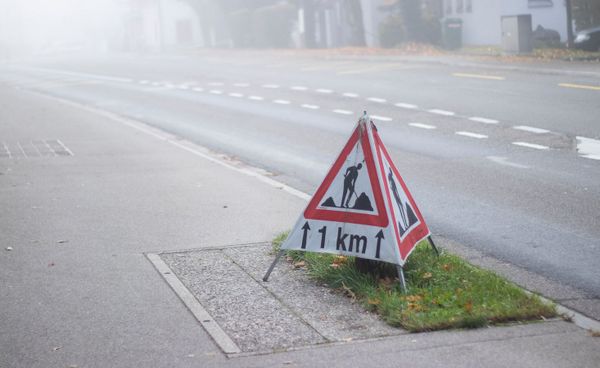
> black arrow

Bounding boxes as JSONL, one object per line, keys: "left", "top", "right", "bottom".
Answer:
{"left": 375, "top": 230, "right": 384, "bottom": 259}
{"left": 301, "top": 222, "right": 311, "bottom": 249}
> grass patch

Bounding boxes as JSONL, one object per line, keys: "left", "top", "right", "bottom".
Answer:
{"left": 272, "top": 232, "right": 556, "bottom": 332}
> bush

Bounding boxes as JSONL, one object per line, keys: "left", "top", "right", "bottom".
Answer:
{"left": 379, "top": 15, "right": 405, "bottom": 48}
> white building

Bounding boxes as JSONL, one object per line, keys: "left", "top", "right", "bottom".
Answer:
{"left": 123, "top": 0, "right": 206, "bottom": 52}
{"left": 443, "top": 0, "right": 568, "bottom": 45}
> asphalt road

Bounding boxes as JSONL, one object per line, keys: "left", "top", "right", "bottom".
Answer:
{"left": 1, "top": 50, "right": 599, "bottom": 301}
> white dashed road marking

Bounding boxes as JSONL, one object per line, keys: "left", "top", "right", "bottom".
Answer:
{"left": 512, "top": 142, "right": 550, "bottom": 150}
{"left": 233, "top": 83, "right": 249, "bottom": 87}
{"left": 228, "top": 93, "right": 244, "bottom": 98}
{"left": 409, "top": 123, "right": 436, "bottom": 130}
{"left": 429, "top": 109, "right": 455, "bottom": 116}
{"left": 193, "top": 87, "right": 204, "bottom": 92}
{"left": 576, "top": 136, "right": 600, "bottom": 160}
{"left": 316, "top": 88, "right": 333, "bottom": 94}
{"left": 456, "top": 131, "right": 488, "bottom": 139}
{"left": 291, "top": 86, "right": 308, "bottom": 91}
{"left": 343, "top": 93, "right": 359, "bottom": 98}
{"left": 262, "top": 84, "right": 280, "bottom": 89}
{"left": 371, "top": 115, "right": 392, "bottom": 122}
{"left": 469, "top": 117, "right": 499, "bottom": 124}
{"left": 367, "top": 97, "right": 387, "bottom": 103}
{"left": 273, "top": 99, "right": 291, "bottom": 105}
{"left": 209, "top": 90, "right": 223, "bottom": 95}
{"left": 513, "top": 126, "right": 550, "bottom": 134}
{"left": 487, "top": 156, "right": 529, "bottom": 169}
{"left": 248, "top": 95, "right": 264, "bottom": 101}
{"left": 333, "top": 109, "right": 353, "bottom": 115}
{"left": 301, "top": 104, "right": 320, "bottom": 110}
{"left": 395, "top": 103, "right": 418, "bottom": 109}
{"left": 453, "top": 73, "right": 506, "bottom": 81}
{"left": 208, "top": 82, "right": 224, "bottom": 86}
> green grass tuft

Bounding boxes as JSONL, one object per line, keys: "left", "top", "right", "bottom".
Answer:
{"left": 272, "top": 232, "right": 556, "bottom": 332}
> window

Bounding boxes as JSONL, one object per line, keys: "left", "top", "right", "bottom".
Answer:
{"left": 445, "top": 0, "right": 452, "bottom": 15}
{"left": 456, "top": 0, "right": 463, "bottom": 13}
{"left": 466, "top": 0, "right": 472, "bottom": 13}
{"left": 528, "top": 0, "right": 553, "bottom": 8}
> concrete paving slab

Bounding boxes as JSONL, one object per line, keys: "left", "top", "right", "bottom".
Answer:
{"left": 159, "top": 244, "right": 404, "bottom": 355}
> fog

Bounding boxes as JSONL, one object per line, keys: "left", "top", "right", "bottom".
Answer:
{"left": 0, "top": 0, "right": 127, "bottom": 59}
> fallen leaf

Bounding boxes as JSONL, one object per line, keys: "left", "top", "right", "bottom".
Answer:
{"left": 464, "top": 300, "right": 473, "bottom": 314}
{"left": 368, "top": 298, "right": 381, "bottom": 306}
{"left": 422, "top": 272, "right": 432, "bottom": 279}
{"left": 52, "top": 346, "right": 62, "bottom": 351}
{"left": 293, "top": 261, "right": 306, "bottom": 269}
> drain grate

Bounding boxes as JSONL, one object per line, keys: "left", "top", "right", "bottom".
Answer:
{"left": 1, "top": 139, "right": 73, "bottom": 158}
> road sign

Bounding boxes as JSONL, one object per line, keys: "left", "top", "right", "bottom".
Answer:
{"left": 280, "top": 115, "right": 430, "bottom": 266}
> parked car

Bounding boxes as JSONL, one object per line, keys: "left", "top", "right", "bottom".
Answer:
{"left": 574, "top": 26, "right": 600, "bottom": 52}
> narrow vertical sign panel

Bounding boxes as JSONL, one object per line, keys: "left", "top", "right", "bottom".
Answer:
{"left": 282, "top": 117, "right": 430, "bottom": 266}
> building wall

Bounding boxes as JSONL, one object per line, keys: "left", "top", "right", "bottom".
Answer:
{"left": 444, "top": 0, "right": 567, "bottom": 45}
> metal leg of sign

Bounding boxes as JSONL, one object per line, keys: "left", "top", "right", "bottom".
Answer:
{"left": 428, "top": 235, "right": 440, "bottom": 257}
{"left": 396, "top": 265, "right": 408, "bottom": 293}
{"left": 262, "top": 250, "right": 285, "bottom": 282}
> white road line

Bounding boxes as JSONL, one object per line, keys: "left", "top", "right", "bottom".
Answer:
{"left": 576, "top": 136, "right": 600, "bottom": 160}
{"left": 177, "top": 85, "right": 190, "bottom": 90}
{"left": 273, "top": 99, "right": 291, "bottom": 105}
{"left": 456, "top": 131, "right": 488, "bottom": 139}
{"left": 333, "top": 109, "right": 353, "bottom": 115}
{"left": 233, "top": 83, "right": 249, "bottom": 87}
{"left": 409, "top": 123, "right": 436, "bottom": 130}
{"left": 139, "top": 80, "right": 150, "bottom": 84}
{"left": 513, "top": 125, "right": 550, "bottom": 134}
{"left": 486, "top": 156, "right": 529, "bottom": 169}
{"left": 343, "top": 92, "right": 359, "bottom": 98}
{"left": 16, "top": 142, "right": 27, "bottom": 158}
{"left": 262, "top": 84, "right": 280, "bottom": 89}
{"left": 2, "top": 142, "right": 11, "bottom": 158}
{"left": 367, "top": 97, "right": 387, "bottom": 103}
{"left": 193, "top": 87, "right": 204, "bottom": 92}
{"left": 43, "top": 140, "right": 57, "bottom": 157}
{"left": 209, "top": 90, "right": 223, "bottom": 95}
{"left": 291, "top": 86, "right": 308, "bottom": 91}
{"left": 301, "top": 104, "right": 320, "bottom": 110}
{"left": 469, "top": 117, "right": 499, "bottom": 124}
{"left": 371, "top": 115, "right": 392, "bottom": 122}
{"left": 452, "top": 73, "right": 505, "bottom": 81}
{"left": 512, "top": 142, "right": 550, "bottom": 150}
{"left": 316, "top": 88, "right": 333, "bottom": 94}
{"left": 395, "top": 102, "right": 418, "bottom": 109}
{"left": 207, "top": 82, "right": 224, "bottom": 86}
{"left": 429, "top": 109, "right": 455, "bottom": 116}
{"left": 228, "top": 93, "right": 244, "bottom": 98}
{"left": 248, "top": 95, "right": 264, "bottom": 101}
{"left": 56, "top": 139, "right": 74, "bottom": 156}
{"left": 151, "top": 82, "right": 162, "bottom": 86}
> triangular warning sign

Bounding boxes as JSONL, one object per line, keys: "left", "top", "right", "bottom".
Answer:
{"left": 281, "top": 116, "right": 430, "bottom": 266}
{"left": 372, "top": 123, "right": 430, "bottom": 261}
{"left": 304, "top": 124, "right": 388, "bottom": 227}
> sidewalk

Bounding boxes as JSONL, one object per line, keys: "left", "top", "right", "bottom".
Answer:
{"left": 1, "top": 86, "right": 599, "bottom": 367}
